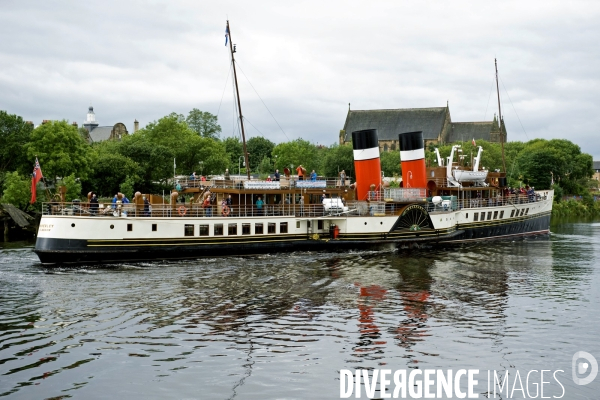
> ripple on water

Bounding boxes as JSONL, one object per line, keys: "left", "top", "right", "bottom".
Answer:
{"left": 1, "top": 228, "right": 599, "bottom": 398}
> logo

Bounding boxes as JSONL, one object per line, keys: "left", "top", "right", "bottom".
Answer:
{"left": 572, "top": 351, "right": 598, "bottom": 386}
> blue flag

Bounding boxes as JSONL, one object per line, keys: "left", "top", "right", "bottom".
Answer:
{"left": 225, "top": 26, "right": 229, "bottom": 46}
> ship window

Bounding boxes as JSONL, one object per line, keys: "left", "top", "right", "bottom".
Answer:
{"left": 525, "top": 208, "right": 529, "bottom": 215}
{"left": 481, "top": 212, "right": 485, "bottom": 221}
{"left": 242, "top": 223, "right": 251, "bottom": 235}
{"left": 184, "top": 224, "right": 194, "bottom": 236}
{"left": 199, "top": 224, "right": 209, "bottom": 236}
{"left": 268, "top": 223, "right": 276, "bottom": 234}
{"left": 214, "top": 223, "right": 223, "bottom": 236}
{"left": 280, "top": 222, "right": 288, "bottom": 233}
{"left": 487, "top": 212, "right": 492, "bottom": 220}
{"left": 466, "top": 213, "right": 468, "bottom": 219}
{"left": 510, "top": 210, "right": 515, "bottom": 218}
{"left": 318, "top": 220, "right": 324, "bottom": 230}
{"left": 127, "top": 223, "right": 132, "bottom": 231}
{"left": 307, "top": 221, "right": 311, "bottom": 228}
{"left": 296, "top": 221, "right": 300, "bottom": 229}
{"left": 152, "top": 224, "right": 157, "bottom": 231}
{"left": 520, "top": 209, "right": 525, "bottom": 217}
{"left": 493, "top": 211, "right": 498, "bottom": 220}
{"left": 255, "top": 223, "right": 264, "bottom": 234}
{"left": 473, "top": 212, "right": 479, "bottom": 221}
{"left": 500, "top": 211, "right": 504, "bottom": 218}
{"left": 228, "top": 223, "right": 237, "bottom": 235}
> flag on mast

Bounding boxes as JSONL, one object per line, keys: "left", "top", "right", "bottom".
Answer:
{"left": 30, "top": 158, "right": 43, "bottom": 204}
{"left": 225, "top": 25, "right": 229, "bottom": 46}
{"left": 472, "top": 138, "right": 476, "bottom": 146}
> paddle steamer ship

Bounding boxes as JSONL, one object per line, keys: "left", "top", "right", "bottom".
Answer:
{"left": 33, "top": 24, "right": 552, "bottom": 264}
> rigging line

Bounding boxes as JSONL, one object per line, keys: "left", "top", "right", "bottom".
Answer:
{"left": 216, "top": 62, "right": 233, "bottom": 119}
{"left": 483, "top": 75, "right": 496, "bottom": 121}
{"left": 242, "top": 116, "right": 267, "bottom": 138}
{"left": 234, "top": 61, "right": 290, "bottom": 141}
{"left": 499, "top": 76, "right": 530, "bottom": 140}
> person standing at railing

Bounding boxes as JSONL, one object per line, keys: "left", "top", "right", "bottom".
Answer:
{"left": 256, "top": 196, "right": 264, "bottom": 216}
{"left": 226, "top": 194, "right": 232, "bottom": 216}
{"left": 310, "top": 170, "right": 317, "bottom": 181}
{"left": 274, "top": 169, "right": 280, "bottom": 181}
{"left": 299, "top": 195, "right": 304, "bottom": 216}
{"left": 296, "top": 165, "right": 304, "bottom": 181}
{"left": 90, "top": 193, "right": 99, "bottom": 215}
{"left": 340, "top": 170, "right": 346, "bottom": 187}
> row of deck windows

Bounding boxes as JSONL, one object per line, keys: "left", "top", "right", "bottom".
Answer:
{"left": 126, "top": 221, "right": 298, "bottom": 234}
{"left": 470, "top": 207, "right": 529, "bottom": 222}
{"left": 185, "top": 222, "right": 288, "bottom": 237}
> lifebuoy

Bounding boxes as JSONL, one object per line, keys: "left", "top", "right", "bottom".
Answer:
{"left": 178, "top": 206, "right": 187, "bottom": 216}
{"left": 222, "top": 205, "right": 230, "bottom": 216}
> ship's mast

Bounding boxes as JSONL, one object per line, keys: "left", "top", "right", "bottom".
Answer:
{"left": 495, "top": 58, "right": 506, "bottom": 172}
{"left": 227, "top": 20, "right": 251, "bottom": 180}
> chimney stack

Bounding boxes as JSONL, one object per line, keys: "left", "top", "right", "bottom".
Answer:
{"left": 42, "top": 120, "right": 50, "bottom": 125}
{"left": 134, "top": 119, "right": 139, "bottom": 132}
{"left": 72, "top": 122, "right": 78, "bottom": 127}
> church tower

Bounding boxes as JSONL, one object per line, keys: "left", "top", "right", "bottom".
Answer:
{"left": 83, "top": 106, "right": 99, "bottom": 132}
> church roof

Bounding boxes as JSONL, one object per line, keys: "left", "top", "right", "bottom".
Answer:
{"left": 343, "top": 107, "right": 448, "bottom": 141}
{"left": 89, "top": 126, "right": 113, "bottom": 142}
{"left": 593, "top": 161, "right": 600, "bottom": 171}
{"left": 448, "top": 122, "right": 494, "bottom": 143}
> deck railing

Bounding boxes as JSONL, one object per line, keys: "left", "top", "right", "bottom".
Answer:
{"left": 176, "top": 175, "right": 353, "bottom": 191}
{"left": 41, "top": 192, "right": 550, "bottom": 219}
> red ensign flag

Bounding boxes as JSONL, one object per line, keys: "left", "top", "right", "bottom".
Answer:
{"left": 30, "top": 158, "right": 43, "bottom": 204}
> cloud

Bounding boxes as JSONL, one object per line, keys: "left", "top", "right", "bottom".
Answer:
{"left": 1, "top": 0, "right": 600, "bottom": 158}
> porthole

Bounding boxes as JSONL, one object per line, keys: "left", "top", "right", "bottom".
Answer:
{"left": 380, "top": 222, "right": 383, "bottom": 225}
{"left": 110, "top": 225, "right": 114, "bottom": 229}
{"left": 71, "top": 223, "right": 75, "bottom": 227}
{"left": 364, "top": 222, "right": 367, "bottom": 225}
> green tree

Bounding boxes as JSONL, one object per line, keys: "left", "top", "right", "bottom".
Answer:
{"left": 59, "top": 174, "right": 82, "bottom": 201}
{"left": 322, "top": 144, "right": 354, "bottom": 178}
{"left": 0, "top": 110, "right": 34, "bottom": 178}
{"left": 82, "top": 142, "right": 143, "bottom": 197}
{"left": 1, "top": 171, "right": 33, "bottom": 210}
{"left": 380, "top": 151, "right": 401, "bottom": 177}
{"left": 223, "top": 136, "right": 244, "bottom": 173}
{"left": 186, "top": 108, "right": 221, "bottom": 140}
{"left": 25, "top": 120, "right": 93, "bottom": 181}
{"left": 247, "top": 136, "right": 275, "bottom": 173}
{"left": 117, "top": 135, "right": 174, "bottom": 193}
{"left": 272, "top": 139, "right": 321, "bottom": 175}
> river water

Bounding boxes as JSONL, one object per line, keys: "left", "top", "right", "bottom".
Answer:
{"left": 1, "top": 220, "right": 599, "bottom": 399}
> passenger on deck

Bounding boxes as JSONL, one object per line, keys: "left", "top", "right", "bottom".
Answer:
{"left": 299, "top": 195, "right": 304, "bottom": 216}
{"left": 143, "top": 196, "right": 150, "bottom": 216}
{"left": 340, "top": 170, "right": 346, "bottom": 187}
{"left": 310, "top": 170, "right": 317, "bottom": 181}
{"left": 112, "top": 194, "right": 118, "bottom": 205}
{"left": 256, "top": 196, "right": 264, "bottom": 216}
{"left": 122, "top": 195, "right": 130, "bottom": 204}
{"left": 296, "top": 165, "right": 304, "bottom": 181}
{"left": 224, "top": 168, "right": 230, "bottom": 180}
{"left": 274, "top": 169, "right": 280, "bottom": 181}
{"left": 190, "top": 172, "right": 196, "bottom": 181}
{"left": 90, "top": 193, "right": 99, "bottom": 215}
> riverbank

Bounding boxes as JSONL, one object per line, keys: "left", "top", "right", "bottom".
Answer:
{"left": 552, "top": 198, "right": 600, "bottom": 217}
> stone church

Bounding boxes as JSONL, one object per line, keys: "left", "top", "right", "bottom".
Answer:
{"left": 340, "top": 104, "right": 506, "bottom": 151}
{"left": 82, "top": 106, "right": 136, "bottom": 143}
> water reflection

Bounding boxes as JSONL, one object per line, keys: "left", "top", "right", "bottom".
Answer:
{"left": 0, "top": 225, "right": 599, "bottom": 398}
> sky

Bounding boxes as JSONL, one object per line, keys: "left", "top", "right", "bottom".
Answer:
{"left": 1, "top": 0, "right": 600, "bottom": 159}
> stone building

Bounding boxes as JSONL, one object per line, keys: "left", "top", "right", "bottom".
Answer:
{"left": 340, "top": 104, "right": 506, "bottom": 151}
{"left": 82, "top": 106, "right": 130, "bottom": 143}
